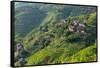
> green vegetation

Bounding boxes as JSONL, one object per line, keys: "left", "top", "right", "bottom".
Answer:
{"left": 14, "top": 2, "right": 97, "bottom": 66}
{"left": 66, "top": 44, "right": 96, "bottom": 63}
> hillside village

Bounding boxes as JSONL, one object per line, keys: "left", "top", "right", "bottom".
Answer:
{"left": 15, "top": 12, "right": 97, "bottom": 66}
{"left": 14, "top": 2, "right": 97, "bottom": 66}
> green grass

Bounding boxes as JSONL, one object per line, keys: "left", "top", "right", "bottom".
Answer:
{"left": 65, "top": 44, "right": 97, "bottom": 63}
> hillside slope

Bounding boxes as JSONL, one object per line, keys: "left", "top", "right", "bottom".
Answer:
{"left": 14, "top": 2, "right": 97, "bottom": 66}
{"left": 14, "top": 12, "right": 97, "bottom": 66}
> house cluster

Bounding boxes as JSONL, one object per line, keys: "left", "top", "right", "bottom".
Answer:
{"left": 68, "top": 20, "right": 87, "bottom": 37}
{"left": 15, "top": 43, "right": 27, "bottom": 66}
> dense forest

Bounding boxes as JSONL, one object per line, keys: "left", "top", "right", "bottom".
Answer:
{"left": 14, "top": 2, "right": 97, "bottom": 66}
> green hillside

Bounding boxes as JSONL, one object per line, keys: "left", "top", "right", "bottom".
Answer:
{"left": 15, "top": 2, "right": 96, "bottom": 37}
{"left": 14, "top": 2, "right": 97, "bottom": 66}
